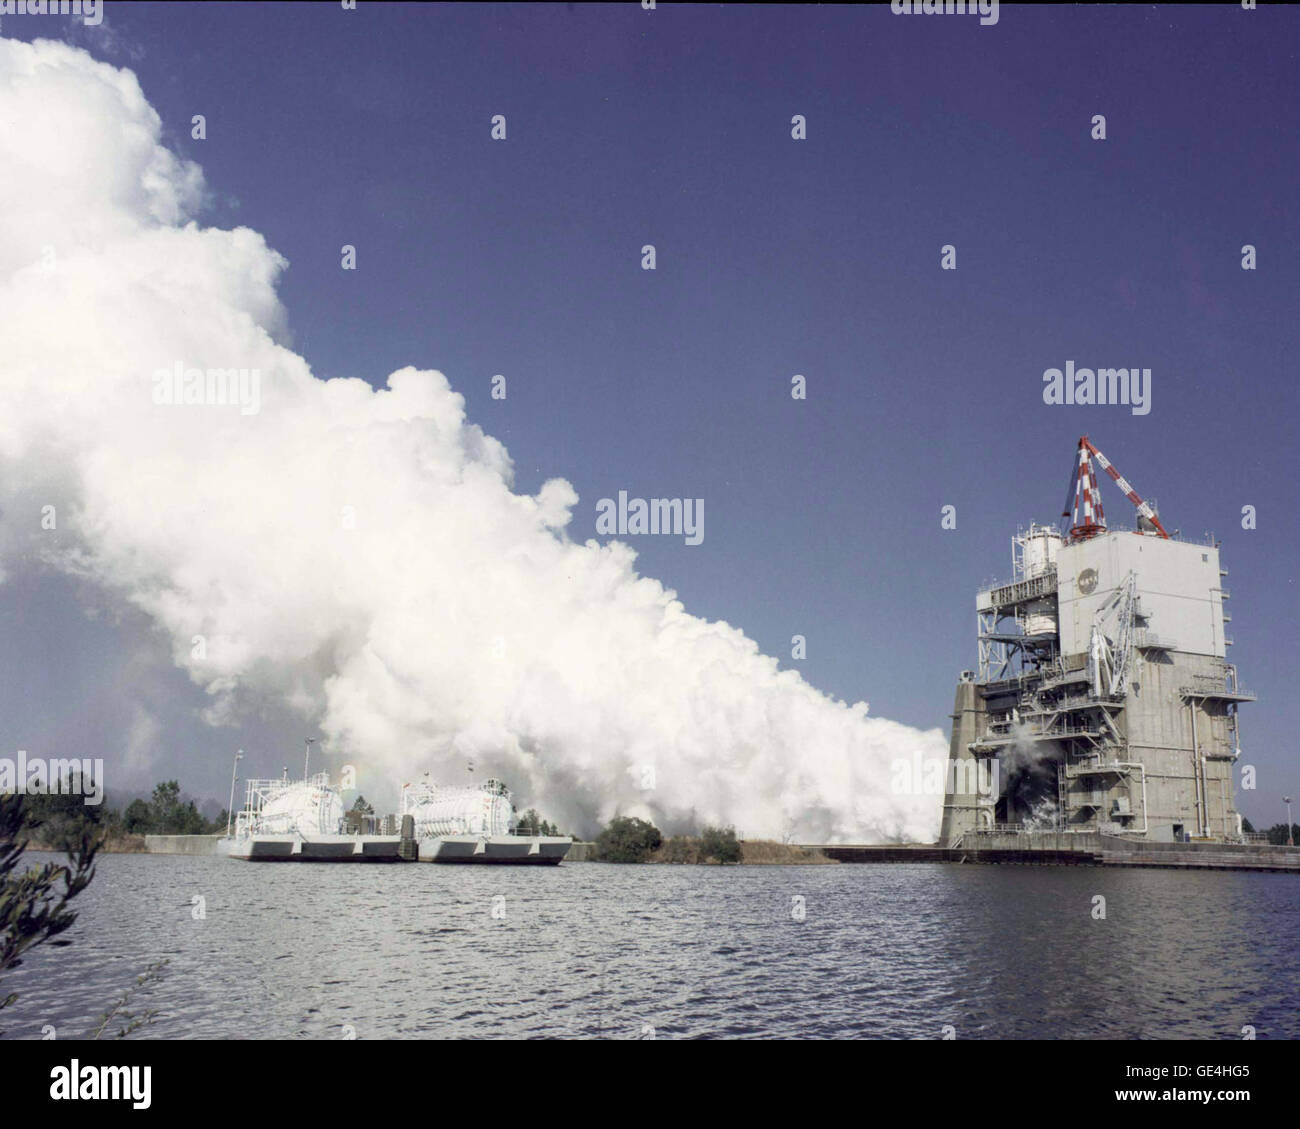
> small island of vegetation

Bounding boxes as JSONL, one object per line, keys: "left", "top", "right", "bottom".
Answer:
{"left": 586, "top": 816, "right": 832, "bottom": 865}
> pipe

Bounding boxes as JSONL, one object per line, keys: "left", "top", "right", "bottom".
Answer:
{"left": 1190, "top": 701, "right": 1209, "bottom": 838}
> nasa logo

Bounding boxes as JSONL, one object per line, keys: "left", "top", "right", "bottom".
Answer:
{"left": 1078, "top": 568, "right": 1099, "bottom": 595}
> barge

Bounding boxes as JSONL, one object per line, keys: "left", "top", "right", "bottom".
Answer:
{"left": 404, "top": 776, "right": 572, "bottom": 865}
{"left": 220, "top": 769, "right": 571, "bottom": 864}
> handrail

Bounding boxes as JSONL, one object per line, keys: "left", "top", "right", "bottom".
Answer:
{"left": 981, "top": 568, "right": 1058, "bottom": 609}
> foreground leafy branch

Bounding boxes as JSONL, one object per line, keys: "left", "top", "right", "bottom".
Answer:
{"left": 0, "top": 793, "right": 99, "bottom": 1017}
{"left": 91, "top": 957, "right": 170, "bottom": 1039}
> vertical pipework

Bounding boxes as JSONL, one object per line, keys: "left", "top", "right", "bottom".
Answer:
{"left": 1190, "top": 701, "right": 1209, "bottom": 838}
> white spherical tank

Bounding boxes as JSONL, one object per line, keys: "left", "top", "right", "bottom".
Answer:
{"left": 257, "top": 778, "right": 345, "bottom": 836}
{"left": 406, "top": 780, "right": 514, "bottom": 838}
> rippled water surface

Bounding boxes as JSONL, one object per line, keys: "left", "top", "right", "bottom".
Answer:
{"left": 4, "top": 855, "right": 1298, "bottom": 1039}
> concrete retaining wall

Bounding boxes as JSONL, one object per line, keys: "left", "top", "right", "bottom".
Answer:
{"left": 1097, "top": 835, "right": 1300, "bottom": 871}
{"left": 811, "top": 834, "right": 1300, "bottom": 872}
{"left": 143, "top": 834, "right": 224, "bottom": 856}
{"left": 965, "top": 832, "right": 1105, "bottom": 853}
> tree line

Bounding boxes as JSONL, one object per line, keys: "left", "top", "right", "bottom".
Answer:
{"left": 18, "top": 776, "right": 226, "bottom": 850}
{"left": 515, "top": 808, "right": 562, "bottom": 836}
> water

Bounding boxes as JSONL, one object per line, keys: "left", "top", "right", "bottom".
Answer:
{"left": 3, "top": 855, "right": 1298, "bottom": 1039}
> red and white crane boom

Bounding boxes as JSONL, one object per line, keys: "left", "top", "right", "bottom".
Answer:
{"left": 1061, "top": 435, "right": 1170, "bottom": 543}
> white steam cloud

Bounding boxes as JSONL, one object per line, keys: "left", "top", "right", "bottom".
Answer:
{"left": 0, "top": 39, "right": 946, "bottom": 842}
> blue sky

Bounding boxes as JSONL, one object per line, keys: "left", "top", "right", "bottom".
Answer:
{"left": 1, "top": 2, "right": 1296, "bottom": 827}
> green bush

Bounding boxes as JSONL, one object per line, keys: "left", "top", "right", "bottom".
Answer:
{"left": 699, "top": 825, "right": 742, "bottom": 864}
{"left": 594, "top": 816, "right": 662, "bottom": 863}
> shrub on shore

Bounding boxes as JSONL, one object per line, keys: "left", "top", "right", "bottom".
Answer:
{"left": 592, "top": 816, "right": 663, "bottom": 863}
{"left": 700, "top": 825, "right": 742, "bottom": 864}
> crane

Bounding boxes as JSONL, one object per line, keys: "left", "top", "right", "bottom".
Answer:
{"left": 1061, "top": 435, "right": 1170, "bottom": 543}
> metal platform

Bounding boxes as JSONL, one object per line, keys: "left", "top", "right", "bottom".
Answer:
{"left": 218, "top": 833, "right": 407, "bottom": 861}
{"left": 417, "top": 834, "right": 572, "bottom": 865}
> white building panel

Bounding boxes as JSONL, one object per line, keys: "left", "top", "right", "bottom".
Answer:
{"left": 1057, "top": 533, "right": 1224, "bottom": 658}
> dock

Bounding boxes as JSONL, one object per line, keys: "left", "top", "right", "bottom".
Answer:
{"left": 803, "top": 832, "right": 1300, "bottom": 872}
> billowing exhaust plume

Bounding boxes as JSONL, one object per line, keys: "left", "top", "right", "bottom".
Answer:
{"left": 0, "top": 39, "right": 946, "bottom": 842}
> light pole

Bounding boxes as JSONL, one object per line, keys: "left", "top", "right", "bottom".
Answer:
{"left": 1285, "top": 796, "right": 1294, "bottom": 847}
{"left": 226, "top": 750, "right": 243, "bottom": 837}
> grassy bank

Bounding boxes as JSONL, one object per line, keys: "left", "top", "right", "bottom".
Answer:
{"left": 736, "top": 840, "right": 836, "bottom": 865}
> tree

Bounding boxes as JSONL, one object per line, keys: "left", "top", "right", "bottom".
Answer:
{"left": 1241, "top": 816, "right": 1255, "bottom": 834}
{"left": 146, "top": 780, "right": 206, "bottom": 834}
{"left": 149, "top": 780, "right": 185, "bottom": 832}
{"left": 181, "top": 801, "right": 206, "bottom": 834}
{"left": 594, "top": 816, "right": 662, "bottom": 863}
{"left": 18, "top": 770, "right": 103, "bottom": 852}
{"left": 122, "top": 798, "right": 153, "bottom": 835}
{"left": 0, "top": 794, "right": 98, "bottom": 1022}
{"left": 699, "top": 825, "right": 742, "bottom": 864}
{"left": 344, "top": 795, "right": 376, "bottom": 833}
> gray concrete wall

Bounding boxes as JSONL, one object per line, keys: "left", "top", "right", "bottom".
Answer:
{"left": 939, "top": 679, "right": 989, "bottom": 846}
{"left": 965, "top": 831, "right": 1105, "bottom": 852}
{"left": 1124, "top": 649, "right": 1240, "bottom": 840}
{"left": 143, "top": 834, "right": 224, "bottom": 856}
